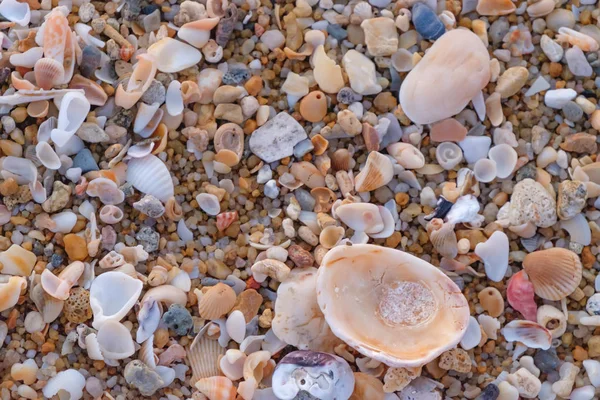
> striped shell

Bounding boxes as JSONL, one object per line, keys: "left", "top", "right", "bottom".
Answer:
{"left": 126, "top": 155, "right": 174, "bottom": 202}
{"left": 522, "top": 248, "right": 582, "bottom": 301}
{"left": 198, "top": 283, "right": 237, "bottom": 320}
{"left": 34, "top": 58, "right": 64, "bottom": 90}
{"left": 195, "top": 376, "right": 236, "bottom": 400}
{"left": 216, "top": 211, "right": 238, "bottom": 232}
{"left": 354, "top": 151, "right": 394, "bottom": 192}
{"left": 426, "top": 219, "right": 458, "bottom": 259}
{"left": 188, "top": 333, "right": 226, "bottom": 386}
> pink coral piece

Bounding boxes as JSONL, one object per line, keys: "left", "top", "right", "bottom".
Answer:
{"left": 430, "top": 118, "right": 468, "bottom": 143}
{"left": 507, "top": 270, "right": 537, "bottom": 321}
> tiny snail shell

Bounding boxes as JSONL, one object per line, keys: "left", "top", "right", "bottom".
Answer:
{"left": 99, "top": 205, "right": 124, "bottom": 224}
{"left": 435, "top": 142, "right": 463, "bottom": 170}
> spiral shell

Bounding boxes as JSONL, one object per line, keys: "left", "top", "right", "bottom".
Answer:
{"left": 426, "top": 218, "right": 458, "bottom": 259}
{"left": 214, "top": 123, "right": 244, "bottom": 159}
{"left": 198, "top": 283, "right": 237, "bottom": 320}
{"left": 165, "top": 197, "right": 183, "bottom": 221}
{"left": 435, "top": 142, "right": 463, "bottom": 170}
{"left": 522, "top": 247, "right": 582, "bottom": 301}
{"left": 139, "top": 335, "right": 158, "bottom": 369}
{"left": 181, "top": 80, "right": 201, "bottom": 105}
{"left": 99, "top": 205, "right": 124, "bottom": 224}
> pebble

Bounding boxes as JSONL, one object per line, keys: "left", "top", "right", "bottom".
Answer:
{"left": 495, "top": 67, "right": 529, "bottom": 98}
{"left": 133, "top": 195, "right": 165, "bottom": 218}
{"left": 80, "top": 45, "right": 103, "bottom": 78}
{"left": 42, "top": 181, "right": 72, "bottom": 213}
{"left": 264, "top": 180, "right": 279, "bottom": 199}
{"left": 546, "top": 9, "right": 576, "bottom": 31}
{"left": 136, "top": 226, "right": 160, "bottom": 252}
{"left": 508, "top": 179, "right": 557, "bottom": 228}
{"left": 124, "top": 360, "right": 164, "bottom": 396}
{"left": 260, "top": 30, "right": 286, "bottom": 50}
{"left": 560, "top": 133, "right": 598, "bottom": 153}
{"left": 143, "top": 9, "right": 161, "bottom": 32}
{"left": 327, "top": 24, "right": 347, "bottom": 40}
{"left": 533, "top": 349, "right": 560, "bottom": 374}
{"left": 85, "top": 377, "right": 104, "bottom": 399}
{"left": 72, "top": 148, "right": 99, "bottom": 173}
{"left": 293, "top": 139, "right": 314, "bottom": 159}
{"left": 476, "top": 384, "right": 500, "bottom": 400}
{"left": 566, "top": 46, "right": 592, "bottom": 77}
{"left": 342, "top": 50, "right": 382, "bottom": 95}
{"left": 162, "top": 304, "right": 193, "bottom": 336}
{"left": 64, "top": 234, "right": 88, "bottom": 261}
{"left": 562, "top": 101, "right": 584, "bottom": 122}
{"left": 506, "top": 368, "right": 541, "bottom": 398}
{"left": 361, "top": 17, "right": 398, "bottom": 56}
{"left": 411, "top": 3, "right": 445, "bottom": 40}
{"left": 337, "top": 87, "right": 362, "bottom": 104}
{"left": 141, "top": 80, "right": 166, "bottom": 104}
{"left": 76, "top": 122, "right": 110, "bottom": 143}
{"left": 459, "top": 136, "right": 491, "bottom": 164}
{"left": 524, "top": 76, "right": 551, "bottom": 97}
{"left": 222, "top": 68, "right": 250, "bottom": 85}
{"left": 544, "top": 88, "right": 577, "bottom": 109}
{"left": 249, "top": 112, "right": 308, "bottom": 162}
{"left": 557, "top": 180, "right": 587, "bottom": 220}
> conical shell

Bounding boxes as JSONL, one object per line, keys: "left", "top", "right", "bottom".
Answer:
{"left": 139, "top": 335, "right": 158, "bottom": 369}
{"left": 354, "top": 151, "right": 393, "bottom": 192}
{"left": 188, "top": 333, "right": 226, "bottom": 385}
{"left": 426, "top": 218, "right": 458, "bottom": 259}
{"left": 126, "top": 155, "right": 174, "bottom": 202}
{"left": 34, "top": 57, "right": 64, "bottom": 90}
{"left": 198, "top": 283, "right": 237, "bottom": 320}
{"left": 522, "top": 247, "right": 582, "bottom": 301}
{"left": 195, "top": 376, "right": 236, "bottom": 400}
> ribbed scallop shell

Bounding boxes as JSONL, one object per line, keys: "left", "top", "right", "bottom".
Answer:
{"left": 188, "top": 334, "right": 226, "bottom": 386}
{"left": 34, "top": 58, "right": 64, "bottom": 90}
{"left": 354, "top": 151, "right": 394, "bottom": 192}
{"left": 195, "top": 376, "right": 236, "bottom": 400}
{"left": 426, "top": 218, "right": 458, "bottom": 259}
{"left": 522, "top": 247, "right": 582, "bottom": 301}
{"left": 198, "top": 283, "right": 237, "bottom": 320}
{"left": 126, "top": 155, "right": 174, "bottom": 202}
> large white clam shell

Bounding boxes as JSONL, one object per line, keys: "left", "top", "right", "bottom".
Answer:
{"left": 90, "top": 271, "right": 143, "bottom": 329}
{"left": 126, "top": 155, "right": 174, "bottom": 202}
{"left": 97, "top": 320, "right": 136, "bottom": 360}
{"left": 316, "top": 244, "right": 470, "bottom": 367}
{"left": 51, "top": 92, "right": 91, "bottom": 147}
{"left": 147, "top": 37, "right": 203, "bottom": 73}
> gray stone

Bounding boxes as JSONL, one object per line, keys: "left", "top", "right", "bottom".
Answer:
{"left": 161, "top": 304, "right": 193, "bottom": 335}
{"left": 508, "top": 178, "right": 557, "bottom": 228}
{"left": 143, "top": 9, "right": 162, "bottom": 32}
{"left": 294, "top": 189, "right": 316, "bottom": 211}
{"left": 533, "top": 349, "right": 559, "bottom": 374}
{"left": 557, "top": 180, "right": 587, "bottom": 220}
{"left": 562, "top": 101, "right": 584, "bottom": 122}
{"left": 80, "top": 45, "right": 102, "bottom": 78}
{"left": 76, "top": 122, "right": 110, "bottom": 143}
{"left": 133, "top": 195, "right": 165, "bottom": 218}
{"left": 249, "top": 112, "right": 307, "bottom": 163}
{"left": 136, "top": 226, "right": 160, "bottom": 252}
{"left": 141, "top": 80, "right": 166, "bottom": 105}
{"left": 531, "top": 126, "right": 551, "bottom": 155}
{"left": 72, "top": 149, "right": 99, "bottom": 173}
{"left": 42, "top": 181, "right": 72, "bottom": 213}
{"left": 327, "top": 24, "right": 348, "bottom": 41}
{"left": 293, "top": 138, "right": 314, "bottom": 159}
{"left": 124, "top": 360, "right": 164, "bottom": 396}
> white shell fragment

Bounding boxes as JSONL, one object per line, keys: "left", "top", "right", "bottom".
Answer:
{"left": 42, "top": 369, "right": 86, "bottom": 400}
{"left": 475, "top": 231, "right": 509, "bottom": 282}
{"left": 147, "top": 38, "right": 202, "bottom": 73}
{"left": 126, "top": 155, "right": 174, "bottom": 202}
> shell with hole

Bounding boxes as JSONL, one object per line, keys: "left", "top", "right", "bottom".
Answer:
{"left": 89, "top": 271, "right": 143, "bottom": 329}
{"left": 197, "top": 282, "right": 237, "bottom": 320}
{"left": 354, "top": 151, "right": 394, "bottom": 192}
{"left": 147, "top": 37, "right": 203, "bottom": 73}
{"left": 126, "top": 155, "right": 174, "bottom": 202}
{"left": 178, "top": 17, "right": 221, "bottom": 49}
{"left": 214, "top": 123, "right": 244, "bottom": 160}
{"left": 115, "top": 53, "right": 158, "bottom": 109}
{"left": 522, "top": 247, "right": 582, "bottom": 301}
{"left": 316, "top": 244, "right": 470, "bottom": 367}
{"left": 272, "top": 267, "right": 341, "bottom": 352}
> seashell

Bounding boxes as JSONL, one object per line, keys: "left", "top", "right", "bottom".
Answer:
{"left": 11, "top": 71, "right": 36, "bottom": 90}
{"left": 86, "top": 177, "right": 125, "bottom": 205}
{"left": 290, "top": 162, "right": 325, "bottom": 189}
{"left": 561, "top": 213, "right": 591, "bottom": 246}
{"left": 97, "top": 320, "right": 135, "bottom": 360}
{"left": 354, "top": 151, "right": 393, "bottom": 192}
{"left": 99, "top": 251, "right": 125, "bottom": 269}
{"left": 501, "top": 320, "right": 552, "bottom": 349}
{"left": 90, "top": 271, "right": 143, "bottom": 329}
{"left": 387, "top": 143, "right": 425, "bottom": 170}
{"left": 331, "top": 149, "right": 352, "bottom": 171}
{"left": 369, "top": 206, "right": 395, "bottom": 239}
{"left": 556, "top": 27, "right": 599, "bottom": 52}
{"left": 139, "top": 335, "right": 158, "bottom": 369}
{"left": 116, "top": 244, "right": 148, "bottom": 265}
{"left": 217, "top": 211, "right": 238, "bottom": 232}
{"left": 99, "top": 205, "right": 124, "bottom": 224}
{"left": 141, "top": 285, "right": 187, "bottom": 307}
{"left": 426, "top": 219, "right": 458, "bottom": 259}
{"left": 50, "top": 91, "right": 90, "bottom": 147}
{"left": 0, "top": 0, "right": 30, "bottom": 26}
{"left": 181, "top": 81, "right": 201, "bottom": 105}
{"left": 226, "top": 310, "right": 246, "bottom": 344}
{"left": 474, "top": 231, "right": 508, "bottom": 282}
{"left": 317, "top": 244, "right": 469, "bottom": 367}
{"left": 251, "top": 259, "right": 291, "bottom": 282}
{"left": 219, "top": 349, "right": 246, "bottom": 381}
{"left": 214, "top": 123, "right": 244, "bottom": 159}
{"left": 336, "top": 202, "right": 384, "bottom": 234}
{"left": 136, "top": 298, "right": 161, "bottom": 343}
{"left": 215, "top": 4, "right": 237, "bottom": 47}
{"left": 238, "top": 350, "right": 272, "bottom": 399}
{"left": 27, "top": 100, "right": 49, "bottom": 118}
{"left": 188, "top": 332, "right": 226, "bottom": 385}
{"left": 476, "top": 0, "right": 516, "bottom": 15}
{"left": 11, "top": 47, "right": 43, "bottom": 68}
{"left": 150, "top": 123, "right": 168, "bottom": 155}
{"left": 166, "top": 80, "right": 184, "bottom": 117}
{"left": 319, "top": 226, "right": 345, "bottom": 249}
{"left": 196, "top": 193, "right": 221, "bottom": 216}
{"left": 148, "top": 38, "right": 203, "bottom": 73}
{"left": 273, "top": 267, "right": 340, "bottom": 352}
{"left": 312, "top": 45, "right": 345, "bottom": 94}
{"left": 273, "top": 350, "right": 355, "bottom": 400}
{"left": 115, "top": 54, "right": 157, "bottom": 109}
{"left": 522, "top": 247, "right": 582, "bottom": 301}
{"left": 42, "top": 370, "right": 85, "bottom": 400}
{"left": 69, "top": 75, "right": 108, "bottom": 106}
{"left": 537, "top": 305, "right": 567, "bottom": 339}
{"left": 195, "top": 376, "right": 236, "bottom": 400}
{"left": 473, "top": 158, "right": 497, "bottom": 183}
{"left": 178, "top": 17, "right": 221, "bottom": 49}
{"left": 35, "top": 141, "right": 60, "bottom": 169}
{"left": 126, "top": 155, "right": 174, "bottom": 202}
{"left": 0, "top": 276, "right": 27, "bottom": 312}
{"left": 507, "top": 270, "right": 537, "bottom": 321}
{"left": 41, "top": 261, "right": 84, "bottom": 300}
{"left": 436, "top": 142, "right": 463, "bottom": 170}
{"left": 488, "top": 144, "right": 518, "bottom": 179}
{"left": 34, "top": 57, "right": 64, "bottom": 90}
{"left": 198, "top": 283, "right": 237, "bottom": 320}
{"left": 0, "top": 244, "right": 36, "bottom": 276}
{"left": 128, "top": 142, "right": 154, "bottom": 158}
{"left": 134, "top": 102, "right": 163, "bottom": 138}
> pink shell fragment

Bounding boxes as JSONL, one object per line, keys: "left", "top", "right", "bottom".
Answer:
{"left": 507, "top": 270, "right": 537, "bottom": 321}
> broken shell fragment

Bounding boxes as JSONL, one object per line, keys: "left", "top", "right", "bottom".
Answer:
{"left": 272, "top": 351, "right": 355, "bottom": 400}
{"left": 0, "top": 244, "right": 37, "bottom": 276}
{"left": 0, "top": 276, "right": 27, "bottom": 312}
{"left": 41, "top": 261, "right": 84, "bottom": 300}
{"left": 522, "top": 248, "right": 582, "bottom": 301}
{"left": 178, "top": 17, "right": 221, "bottom": 49}
{"left": 316, "top": 244, "right": 470, "bottom": 367}
{"left": 147, "top": 37, "right": 203, "bottom": 73}
{"left": 115, "top": 54, "right": 157, "bottom": 109}
{"left": 251, "top": 259, "right": 291, "bottom": 282}
{"left": 354, "top": 151, "right": 393, "bottom": 192}
{"left": 90, "top": 271, "right": 143, "bottom": 329}
{"left": 335, "top": 202, "right": 384, "bottom": 234}
{"left": 501, "top": 320, "right": 552, "bottom": 349}
{"left": 426, "top": 219, "right": 458, "bottom": 259}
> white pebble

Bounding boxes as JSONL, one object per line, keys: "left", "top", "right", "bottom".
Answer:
{"left": 264, "top": 180, "right": 280, "bottom": 199}
{"left": 565, "top": 46, "right": 593, "bottom": 77}
{"left": 583, "top": 360, "right": 600, "bottom": 387}
{"left": 544, "top": 88, "right": 577, "bottom": 109}
{"left": 570, "top": 385, "right": 595, "bottom": 400}
{"left": 24, "top": 311, "right": 45, "bottom": 333}
{"left": 17, "top": 385, "right": 37, "bottom": 400}
{"left": 498, "top": 381, "right": 519, "bottom": 400}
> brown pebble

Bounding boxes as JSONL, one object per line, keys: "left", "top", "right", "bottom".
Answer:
{"left": 244, "top": 76, "right": 263, "bottom": 96}
{"left": 573, "top": 345, "right": 589, "bottom": 361}
{"left": 560, "top": 133, "right": 598, "bottom": 154}
{"left": 0, "top": 178, "right": 18, "bottom": 196}
{"left": 230, "top": 289, "right": 263, "bottom": 323}
{"left": 288, "top": 244, "right": 314, "bottom": 267}
{"left": 477, "top": 287, "right": 504, "bottom": 318}
{"left": 373, "top": 92, "right": 397, "bottom": 112}
{"left": 63, "top": 234, "right": 88, "bottom": 261}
